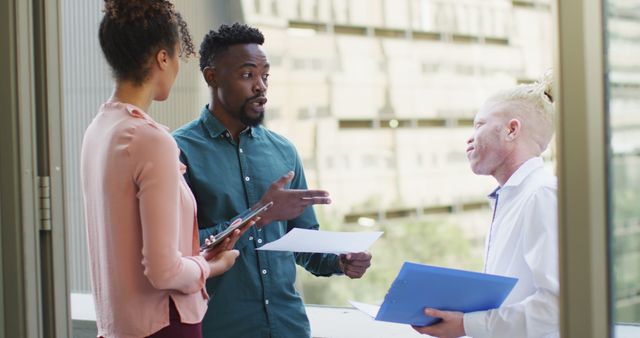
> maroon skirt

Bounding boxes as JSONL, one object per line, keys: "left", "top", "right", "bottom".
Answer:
{"left": 146, "top": 299, "right": 202, "bottom": 338}
{"left": 98, "top": 299, "right": 202, "bottom": 338}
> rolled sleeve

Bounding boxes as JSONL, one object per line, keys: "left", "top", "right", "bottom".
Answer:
{"left": 185, "top": 255, "right": 211, "bottom": 291}
{"left": 464, "top": 311, "right": 491, "bottom": 338}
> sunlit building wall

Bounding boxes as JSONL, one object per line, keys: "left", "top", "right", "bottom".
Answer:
{"left": 240, "top": 0, "right": 553, "bottom": 219}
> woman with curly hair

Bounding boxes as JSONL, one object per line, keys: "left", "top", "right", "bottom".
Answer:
{"left": 81, "top": 1, "right": 249, "bottom": 337}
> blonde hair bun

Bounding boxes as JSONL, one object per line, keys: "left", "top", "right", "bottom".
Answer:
{"left": 485, "top": 70, "right": 556, "bottom": 152}
{"left": 538, "top": 69, "right": 554, "bottom": 104}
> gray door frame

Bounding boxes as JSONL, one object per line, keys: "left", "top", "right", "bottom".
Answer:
{"left": 0, "top": 0, "right": 69, "bottom": 337}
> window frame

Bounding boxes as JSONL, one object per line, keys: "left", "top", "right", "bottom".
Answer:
{"left": 555, "top": 0, "right": 612, "bottom": 337}
{"left": 1, "top": 0, "right": 626, "bottom": 337}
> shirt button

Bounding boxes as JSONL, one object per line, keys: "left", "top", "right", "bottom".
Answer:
{"left": 265, "top": 299, "right": 269, "bottom": 305}
{"left": 225, "top": 132, "right": 230, "bottom": 138}
{"left": 245, "top": 176, "right": 250, "bottom": 182}
{"left": 257, "top": 239, "right": 263, "bottom": 244}
{"left": 239, "top": 148, "right": 244, "bottom": 153}
{"left": 249, "top": 236, "right": 254, "bottom": 241}
{"left": 262, "top": 269, "right": 268, "bottom": 275}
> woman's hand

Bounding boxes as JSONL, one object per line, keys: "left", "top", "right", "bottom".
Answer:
{"left": 206, "top": 249, "right": 240, "bottom": 277}
{"left": 200, "top": 217, "right": 258, "bottom": 277}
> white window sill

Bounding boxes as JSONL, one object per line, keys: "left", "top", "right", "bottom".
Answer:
{"left": 71, "top": 293, "right": 640, "bottom": 338}
{"left": 71, "top": 293, "right": 422, "bottom": 337}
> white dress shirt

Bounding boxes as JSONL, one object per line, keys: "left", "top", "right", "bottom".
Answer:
{"left": 463, "top": 157, "right": 560, "bottom": 338}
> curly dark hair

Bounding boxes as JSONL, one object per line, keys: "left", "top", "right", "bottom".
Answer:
{"left": 199, "top": 23, "right": 265, "bottom": 71}
{"left": 99, "top": 0, "right": 195, "bottom": 84}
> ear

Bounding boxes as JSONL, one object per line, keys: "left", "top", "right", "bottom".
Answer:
{"left": 155, "top": 49, "right": 171, "bottom": 71}
{"left": 203, "top": 66, "right": 217, "bottom": 88}
{"left": 506, "top": 118, "right": 521, "bottom": 140}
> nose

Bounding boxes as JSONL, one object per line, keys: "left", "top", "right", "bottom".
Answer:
{"left": 254, "top": 77, "right": 267, "bottom": 95}
{"left": 467, "top": 134, "right": 473, "bottom": 145}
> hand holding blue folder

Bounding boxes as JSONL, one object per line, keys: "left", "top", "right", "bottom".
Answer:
{"left": 359, "top": 262, "right": 518, "bottom": 326}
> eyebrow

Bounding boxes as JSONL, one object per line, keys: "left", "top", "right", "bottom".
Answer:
{"left": 238, "top": 62, "right": 271, "bottom": 69}
{"left": 237, "top": 62, "right": 270, "bottom": 69}
{"left": 238, "top": 62, "right": 257, "bottom": 69}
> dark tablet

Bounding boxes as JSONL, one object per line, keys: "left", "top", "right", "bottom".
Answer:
{"left": 200, "top": 201, "right": 273, "bottom": 251}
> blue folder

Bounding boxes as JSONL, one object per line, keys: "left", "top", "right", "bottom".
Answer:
{"left": 376, "top": 262, "right": 518, "bottom": 326}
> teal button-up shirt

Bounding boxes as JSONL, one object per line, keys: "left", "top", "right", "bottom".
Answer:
{"left": 173, "top": 106, "right": 341, "bottom": 338}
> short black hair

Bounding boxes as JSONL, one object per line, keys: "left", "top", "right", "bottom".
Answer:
{"left": 99, "top": 0, "right": 195, "bottom": 84}
{"left": 199, "top": 23, "right": 264, "bottom": 71}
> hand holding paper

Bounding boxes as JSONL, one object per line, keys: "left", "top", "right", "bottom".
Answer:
{"left": 339, "top": 252, "right": 373, "bottom": 279}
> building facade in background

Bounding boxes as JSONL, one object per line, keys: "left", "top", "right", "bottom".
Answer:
{"left": 243, "top": 0, "right": 553, "bottom": 221}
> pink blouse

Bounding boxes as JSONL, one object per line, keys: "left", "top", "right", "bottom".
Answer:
{"left": 81, "top": 102, "right": 210, "bottom": 338}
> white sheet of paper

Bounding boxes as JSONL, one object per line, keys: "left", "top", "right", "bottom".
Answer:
{"left": 349, "top": 300, "right": 381, "bottom": 319}
{"left": 256, "top": 228, "right": 383, "bottom": 254}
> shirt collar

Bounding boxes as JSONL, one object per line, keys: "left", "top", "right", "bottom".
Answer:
{"left": 504, "top": 157, "right": 544, "bottom": 187}
{"left": 106, "top": 102, "right": 169, "bottom": 131}
{"left": 488, "top": 157, "right": 544, "bottom": 198}
{"left": 199, "top": 105, "right": 261, "bottom": 139}
{"left": 488, "top": 186, "right": 501, "bottom": 200}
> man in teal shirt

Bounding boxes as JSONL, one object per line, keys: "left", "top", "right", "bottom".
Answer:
{"left": 173, "top": 23, "right": 373, "bottom": 338}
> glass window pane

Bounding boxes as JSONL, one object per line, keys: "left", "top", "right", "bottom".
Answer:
{"left": 261, "top": 0, "right": 553, "bottom": 307}
{"left": 607, "top": 0, "right": 640, "bottom": 329}
{"left": 61, "top": 0, "right": 556, "bottom": 336}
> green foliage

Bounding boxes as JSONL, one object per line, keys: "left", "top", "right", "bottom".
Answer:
{"left": 296, "top": 216, "right": 483, "bottom": 306}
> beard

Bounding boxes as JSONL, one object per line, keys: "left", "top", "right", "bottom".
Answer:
{"left": 236, "top": 94, "right": 265, "bottom": 127}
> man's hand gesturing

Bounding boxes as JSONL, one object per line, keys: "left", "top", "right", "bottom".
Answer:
{"left": 254, "top": 171, "right": 331, "bottom": 227}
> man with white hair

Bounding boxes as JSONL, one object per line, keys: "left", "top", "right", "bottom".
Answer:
{"left": 413, "top": 74, "right": 559, "bottom": 338}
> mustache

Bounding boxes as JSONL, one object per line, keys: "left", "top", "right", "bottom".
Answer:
{"left": 244, "top": 93, "right": 265, "bottom": 104}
